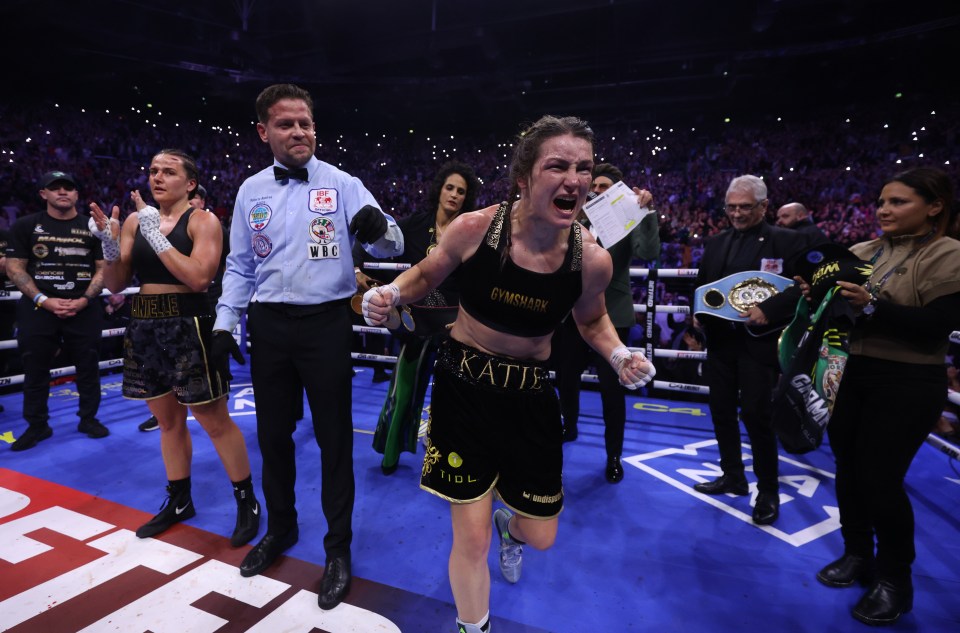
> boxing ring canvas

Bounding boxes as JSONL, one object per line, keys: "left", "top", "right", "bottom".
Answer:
{"left": 1, "top": 361, "right": 958, "bottom": 632}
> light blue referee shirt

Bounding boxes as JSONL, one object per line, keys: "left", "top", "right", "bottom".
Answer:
{"left": 214, "top": 156, "right": 403, "bottom": 332}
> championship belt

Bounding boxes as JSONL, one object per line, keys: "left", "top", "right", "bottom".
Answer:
{"left": 694, "top": 271, "right": 794, "bottom": 322}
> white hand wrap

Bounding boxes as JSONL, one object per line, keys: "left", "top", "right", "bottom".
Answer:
{"left": 137, "top": 206, "right": 173, "bottom": 254}
{"left": 87, "top": 217, "right": 121, "bottom": 262}
{"left": 361, "top": 283, "right": 400, "bottom": 326}
{"left": 610, "top": 345, "right": 656, "bottom": 390}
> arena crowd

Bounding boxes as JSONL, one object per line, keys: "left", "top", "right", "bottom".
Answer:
{"left": 3, "top": 97, "right": 958, "bottom": 272}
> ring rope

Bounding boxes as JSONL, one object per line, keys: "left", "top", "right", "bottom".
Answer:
{"left": 1, "top": 269, "right": 956, "bottom": 459}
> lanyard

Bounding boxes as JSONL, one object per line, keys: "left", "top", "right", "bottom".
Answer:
{"left": 864, "top": 230, "right": 935, "bottom": 297}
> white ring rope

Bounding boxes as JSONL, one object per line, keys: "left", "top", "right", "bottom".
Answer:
{"left": 653, "top": 349, "right": 707, "bottom": 360}
{"left": 0, "top": 270, "right": 956, "bottom": 454}
{"left": 362, "top": 262, "right": 411, "bottom": 271}
{"left": 0, "top": 359, "right": 125, "bottom": 388}
{"left": 351, "top": 352, "right": 399, "bottom": 364}
{"left": 353, "top": 325, "right": 391, "bottom": 336}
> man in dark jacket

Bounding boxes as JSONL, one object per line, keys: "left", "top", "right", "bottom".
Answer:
{"left": 693, "top": 176, "right": 820, "bottom": 525}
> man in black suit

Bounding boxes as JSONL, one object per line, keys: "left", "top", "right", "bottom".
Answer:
{"left": 693, "top": 175, "right": 817, "bottom": 525}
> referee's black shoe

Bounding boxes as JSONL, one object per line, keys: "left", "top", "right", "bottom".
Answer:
{"left": 240, "top": 529, "right": 299, "bottom": 577}
{"left": 318, "top": 556, "right": 351, "bottom": 610}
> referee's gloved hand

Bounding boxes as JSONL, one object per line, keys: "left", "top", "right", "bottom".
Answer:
{"left": 211, "top": 330, "right": 244, "bottom": 381}
{"left": 349, "top": 205, "right": 388, "bottom": 244}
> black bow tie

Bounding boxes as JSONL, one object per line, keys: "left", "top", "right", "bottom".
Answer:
{"left": 274, "top": 165, "right": 309, "bottom": 183}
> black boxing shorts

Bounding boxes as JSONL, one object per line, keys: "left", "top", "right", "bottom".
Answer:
{"left": 420, "top": 338, "right": 564, "bottom": 518}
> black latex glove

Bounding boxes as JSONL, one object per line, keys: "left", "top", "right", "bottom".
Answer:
{"left": 211, "top": 329, "right": 245, "bottom": 381}
{"left": 348, "top": 205, "right": 388, "bottom": 244}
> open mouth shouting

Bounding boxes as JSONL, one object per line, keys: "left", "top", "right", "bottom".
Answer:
{"left": 554, "top": 196, "right": 577, "bottom": 212}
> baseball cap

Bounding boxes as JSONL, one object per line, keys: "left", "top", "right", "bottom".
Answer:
{"left": 790, "top": 242, "right": 872, "bottom": 305}
{"left": 38, "top": 170, "right": 78, "bottom": 189}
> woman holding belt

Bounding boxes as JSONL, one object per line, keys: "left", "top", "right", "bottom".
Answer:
{"left": 809, "top": 167, "right": 960, "bottom": 626}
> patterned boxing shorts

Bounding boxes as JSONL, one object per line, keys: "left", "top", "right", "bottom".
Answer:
{"left": 121, "top": 293, "right": 227, "bottom": 404}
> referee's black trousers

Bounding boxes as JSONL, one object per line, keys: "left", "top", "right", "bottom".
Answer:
{"left": 248, "top": 301, "right": 355, "bottom": 560}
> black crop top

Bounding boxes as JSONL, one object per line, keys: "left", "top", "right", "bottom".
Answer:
{"left": 131, "top": 208, "right": 195, "bottom": 285}
{"left": 457, "top": 202, "right": 583, "bottom": 337}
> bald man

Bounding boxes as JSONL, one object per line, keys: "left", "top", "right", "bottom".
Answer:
{"left": 775, "top": 202, "right": 810, "bottom": 228}
{"left": 776, "top": 202, "right": 827, "bottom": 243}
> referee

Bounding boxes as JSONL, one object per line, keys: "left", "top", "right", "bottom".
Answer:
{"left": 212, "top": 84, "right": 403, "bottom": 609}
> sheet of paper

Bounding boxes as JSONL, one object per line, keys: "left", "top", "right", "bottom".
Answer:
{"left": 581, "top": 180, "right": 655, "bottom": 248}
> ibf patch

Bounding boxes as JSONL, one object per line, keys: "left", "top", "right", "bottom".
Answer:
{"left": 32, "top": 244, "right": 49, "bottom": 259}
{"left": 252, "top": 233, "right": 273, "bottom": 258}
{"left": 248, "top": 203, "right": 273, "bottom": 232}
{"left": 760, "top": 258, "right": 783, "bottom": 274}
{"left": 309, "top": 188, "right": 338, "bottom": 214}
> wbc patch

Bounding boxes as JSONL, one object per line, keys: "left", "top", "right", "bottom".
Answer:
{"left": 309, "top": 217, "right": 335, "bottom": 243}
{"left": 309, "top": 188, "right": 338, "bottom": 214}
{"left": 760, "top": 258, "right": 783, "bottom": 274}
{"left": 248, "top": 203, "right": 272, "bottom": 231}
{"left": 307, "top": 217, "right": 339, "bottom": 259}
{"left": 252, "top": 232, "right": 273, "bottom": 258}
